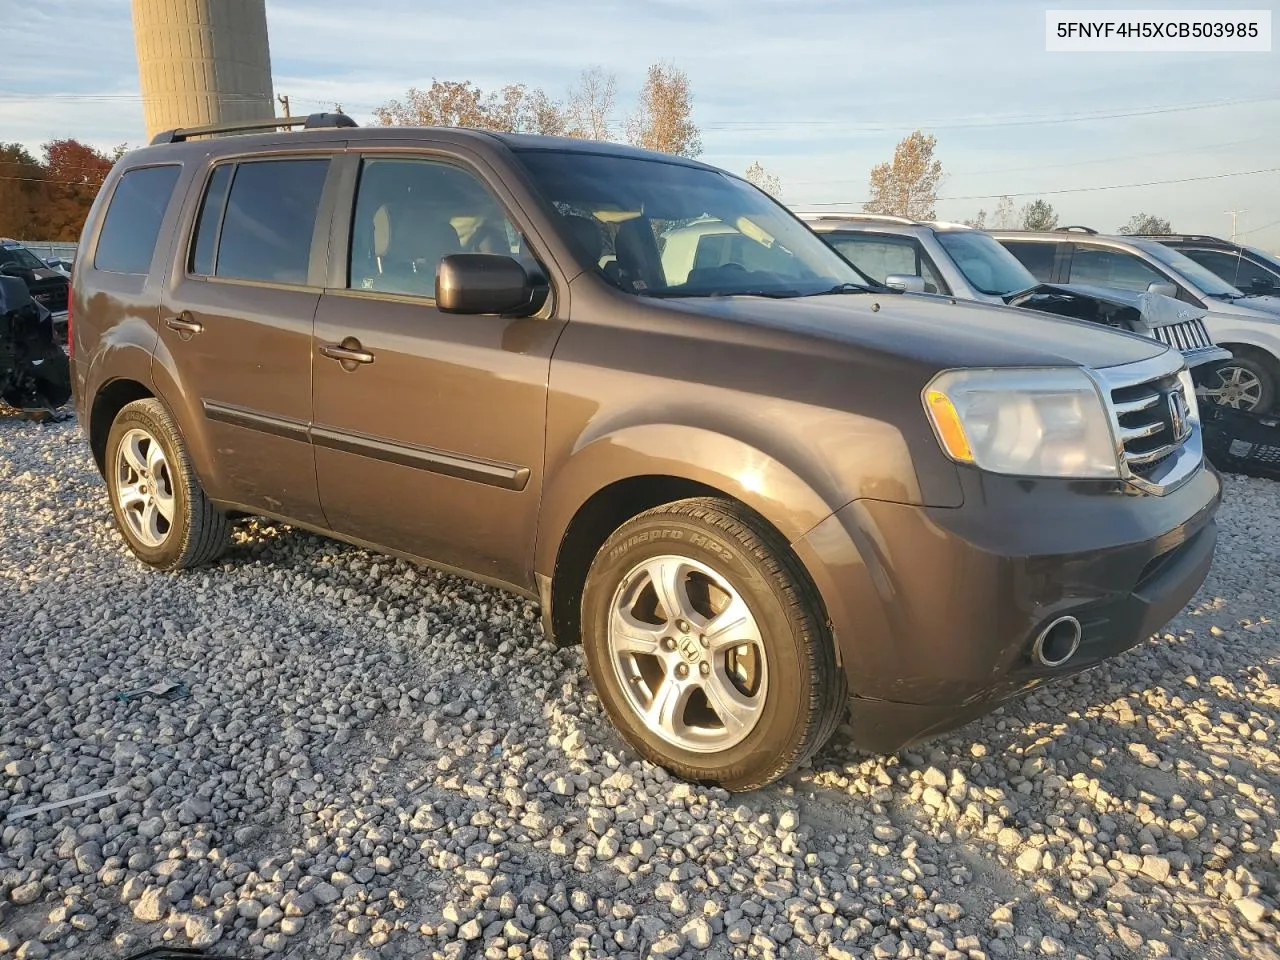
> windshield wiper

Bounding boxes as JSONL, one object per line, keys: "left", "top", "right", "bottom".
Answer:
{"left": 801, "top": 282, "right": 878, "bottom": 297}
{"left": 1208, "top": 291, "right": 1245, "bottom": 301}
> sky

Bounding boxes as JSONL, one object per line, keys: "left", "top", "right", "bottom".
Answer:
{"left": 2, "top": 0, "right": 1278, "bottom": 250}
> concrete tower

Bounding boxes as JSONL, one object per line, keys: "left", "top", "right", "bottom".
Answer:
{"left": 131, "top": 0, "right": 275, "bottom": 141}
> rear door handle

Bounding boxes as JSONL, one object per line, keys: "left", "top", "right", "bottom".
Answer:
{"left": 319, "top": 337, "right": 374, "bottom": 370}
{"left": 164, "top": 314, "right": 203, "bottom": 338}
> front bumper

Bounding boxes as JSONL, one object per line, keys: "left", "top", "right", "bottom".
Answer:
{"left": 794, "top": 463, "right": 1221, "bottom": 753}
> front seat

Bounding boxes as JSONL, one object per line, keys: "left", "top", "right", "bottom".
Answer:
{"left": 371, "top": 202, "right": 462, "bottom": 296}
{"left": 613, "top": 217, "right": 665, "bottom": 292}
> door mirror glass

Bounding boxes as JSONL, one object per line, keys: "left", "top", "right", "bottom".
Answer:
{"left": 885, "top": 273, "right": 926, "bottom": 293}
{"left": 436, "top": 254, "right": 543, "bottom": 316}
{"left": 1146, "top": 280, "right": 1178, "bottom": 298}
{"left": 1249, "top": 277, "right": 1277, "bottom": 294}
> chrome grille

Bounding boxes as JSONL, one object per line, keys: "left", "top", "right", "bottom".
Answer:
{"left": 1109, "top": 371, "right": 1189, "bottom": 475}
{"left": 1150, "top": 318, "right": 1212, "bottom": 353}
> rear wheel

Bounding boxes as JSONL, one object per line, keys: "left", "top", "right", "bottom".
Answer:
{"left": 1203, "top": 352, "right": 1275, "bottom": 413}
{"left": 580, "top": 497, "right": 846, "bottom": 791}
{"left": 105, "top": 399, "right": 230, "bottom": 570}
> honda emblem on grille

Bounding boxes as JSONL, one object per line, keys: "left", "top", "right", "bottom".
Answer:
{"left": 1168, "top": 389, "right": 1191, "bottom": 442}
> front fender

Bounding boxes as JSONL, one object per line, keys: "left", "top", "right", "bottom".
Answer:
{"left": 535, "top": 422, "right": 848, "bottom": 578}
{"left": 1201, "top": 314, "right": 1280, "bottom": 362}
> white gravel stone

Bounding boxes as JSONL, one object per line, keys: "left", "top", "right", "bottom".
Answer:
{"left": 2, "top": 417, "right": 1277, "bottom": 960}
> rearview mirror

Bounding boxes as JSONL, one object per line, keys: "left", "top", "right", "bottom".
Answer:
{"left": 436, "top": 254, "right": 544, "bottom": 316}
{"left": 885, "top": 273, "right": 926, "bottom": 294}
{"left": 1146, "top": 281, "right": 1178, "bottom": 298}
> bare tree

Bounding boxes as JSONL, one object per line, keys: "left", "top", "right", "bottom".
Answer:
{"left": 991, "top": 196, "right": 1015, "bottom": 230}
{"left": 566, "top": 66, "right": 617, "bottom": 141}
{"left": 1118, "top": 213, "right": 1174, "bottom": 235}
{"left": 1020, "top": 199, "right": 1059, "bottom": 231}
{"left": 626, "top": 62, "right": 702, "bottom": 158}
{"left": 374, "top": 79, "right": 570, "bottom": 134}
{"left": 744, "top": 161, "right": 782, "bottom": 198}
{"left": 962, "top": 209, "right": 988, "bottom": 229}
{"left": 863, "top": 131, "right": 944, "bottom": 220}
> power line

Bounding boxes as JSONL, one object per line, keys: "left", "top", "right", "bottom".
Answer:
{"left": 786, "top": 135, "right": 1280, "bottom": 186}
{"left": 802, "top": 165, "right": 1280, "bottom": 206}
{"left": 1240, "top": 217, "right": 1280, "bottom": 236}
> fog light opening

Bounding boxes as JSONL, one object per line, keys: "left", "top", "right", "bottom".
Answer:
{"left": 1033, "top": 616, "right": 1082, "bottom": 668}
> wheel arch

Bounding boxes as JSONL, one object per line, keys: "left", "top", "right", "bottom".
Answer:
{"left": 88, "top": 378, "right": 155, "bottom": 474}
{"left": 536, "top": 424, "right": 846, "bottom": 650}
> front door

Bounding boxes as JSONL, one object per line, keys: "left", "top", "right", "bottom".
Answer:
{"left": 160, "top": 155, "right": 336, "bottom": 525}
{"left": 311, "top": 153, "right": 565, "bottom": 589}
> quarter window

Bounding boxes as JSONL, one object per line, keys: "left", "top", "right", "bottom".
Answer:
{"left": 93, "top": 165, "right": 182, "bottom": 275}
{"left": 348, "top": 158, "right": 534, "bottom": 298}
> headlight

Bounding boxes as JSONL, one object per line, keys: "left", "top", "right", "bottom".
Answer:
{"left": 924, "top": 367, "right": 1118, "bottom": 478}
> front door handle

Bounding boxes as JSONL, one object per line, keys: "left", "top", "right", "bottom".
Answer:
{"left": 319, "top": 337, "right": 374, "bottom": 371}
{"left": 164, "top": 314, "right": 203, "bottom": 339}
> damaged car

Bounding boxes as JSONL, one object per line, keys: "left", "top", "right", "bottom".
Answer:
{"left": 797, "top": 214, "right": 1232, "bottom": 375}
{"left": 0, "top": 275, "right": 72, "bottom": 417}
{"left": 0, "top": 238, "right": 70, "bottom": 341}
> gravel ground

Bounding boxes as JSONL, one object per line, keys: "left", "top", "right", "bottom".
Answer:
{"left": 1, "top": 411, "right": 1278, "bottom": 960}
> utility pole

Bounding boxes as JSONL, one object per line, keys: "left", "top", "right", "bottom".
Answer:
{"left": 277, "top": 94, "right": 291, "bottom": 118}
{"left": 1225, "top": 209, "right": 1246, "bottom": 243}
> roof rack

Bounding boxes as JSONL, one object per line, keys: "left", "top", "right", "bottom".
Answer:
{"left": 1140, "top": 233, "right": 1231, "bottom": 244}
{"left": 1054, "top": 225, "right": 1097, "bottom": 234}
{"left": 790, "top": 210, "right": 919, "bottom": 225}
{"left": 150, "top": 111, "right": 358, "bottom": 146}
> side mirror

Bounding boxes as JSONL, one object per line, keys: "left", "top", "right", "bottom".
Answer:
{"left": 1146, "top": 281, "right": 1178, "bottom": 298}
{"left": 1250, "top": 277, "right": 1277, "bottom": 294}
{"left": 0, "top": 263, "right": 25, "bottom": 278}
{"left": 885, "top": 273, "right": 926, "bottom": 294}
{"left": 436, "top": 254, "right": 544, "bottom": 316}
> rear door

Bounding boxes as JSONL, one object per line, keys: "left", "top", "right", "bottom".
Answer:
{"left": 310, "top": 149, "right": 565, "bottom": 589}
{"left": 157, "top": 151, "right": 340, "bottom": 525}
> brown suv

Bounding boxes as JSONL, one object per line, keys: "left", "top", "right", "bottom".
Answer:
{"left": 71, "top": 113, "right": 1220, "bottom": 790}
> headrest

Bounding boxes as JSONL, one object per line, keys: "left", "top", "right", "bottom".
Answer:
{"left": 562, "top": 214, "right": 605, "bottom": 264}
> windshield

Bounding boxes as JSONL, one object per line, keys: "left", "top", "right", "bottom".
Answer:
{"left": 934, "top": 230, "right": 1038, "bottom": 296}
{"left": 1245, "top": 245, "right": 1280, "bottom": 272}
{"left": 0, "top": 244, "right": 48, "bottom": 270}
{"left": 515, "top": 150, "right": 874, "bottom": 297}
{"left": 1136, "top": 239, "right": 1243, "bottom": 298}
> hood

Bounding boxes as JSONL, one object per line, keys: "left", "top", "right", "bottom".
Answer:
{"left": 664, "top": 291, "right": 1169, "bottom": 371}
{"left": 24, "top": 266, "right": 67, "bottom": 285}
{"left": 1201, "top": 294, "right": 1280, "bottom": 320}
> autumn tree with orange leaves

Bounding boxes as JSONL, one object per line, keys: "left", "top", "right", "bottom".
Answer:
{"left": 863, "top": 130, "right": 944, "bottom": 221}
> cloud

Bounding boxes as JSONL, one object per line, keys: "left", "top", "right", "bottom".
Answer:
{"left": 4, "top": 0, "right": 1278, "bottom": 248}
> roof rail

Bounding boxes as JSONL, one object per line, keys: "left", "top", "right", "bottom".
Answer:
{"left": 150, "top": 111, "right": 358, "bottom": 146}
{"left": 1054, "top": 225, "right": 1098, "bottom": 234}
{"left": 1141, "top": 233, "right": 1229, "bottom": 244}
{"left": 790, "top": 210, "right": 919, "bottom": 225}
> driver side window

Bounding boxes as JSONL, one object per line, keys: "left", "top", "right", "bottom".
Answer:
{"left": 348, "top": 158, "right": 538, "bottom": 299}
{"left": 828, "top": 234, "right": 942, "bottom": 293}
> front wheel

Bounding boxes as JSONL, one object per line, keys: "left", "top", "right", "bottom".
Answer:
{"left": 1202, "top": 353, "right": 1275, "bottom": 413}
{"left": 104, "top": 398, "right": 230, "bottom": 570}
{"left": 580, "top": 497, "right": 846, "bottom": 791}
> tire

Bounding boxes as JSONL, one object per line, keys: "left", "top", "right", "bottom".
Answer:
{"left": 580, "top": 497, "right": 846, "bottom": 791}
{"left": 104, "top": 398, "right": 230, "bottom": 570}
{"left": 1204, "top": 351, "right": 1276, "bottom": 413}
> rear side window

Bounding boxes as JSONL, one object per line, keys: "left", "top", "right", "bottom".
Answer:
{"left": 93, "top": 165, "right": 182, "bottom": 274}
{"left": 1000, "top": 240, "right": 1057, "bottom": 280}
{"left": 190, "top": 158, "right": 329, "bottom": 285}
